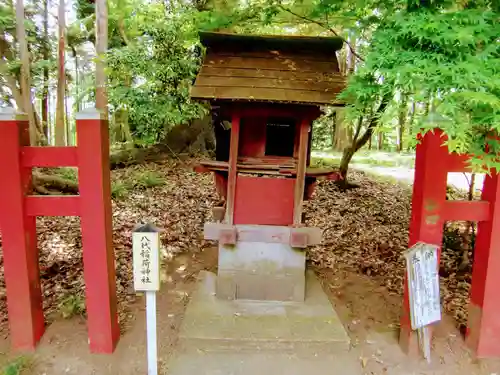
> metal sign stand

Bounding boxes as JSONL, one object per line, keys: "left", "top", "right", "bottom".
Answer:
{"left": 133, "top": 223, "right": 162, "bottom": 375}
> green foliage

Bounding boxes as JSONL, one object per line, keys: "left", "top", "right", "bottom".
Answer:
{"left": 312, "top": 110, "right": 335, "bottom": 150}
{"left": 111, "top": 169, "right": 164, "bottom": 200}
{"left": 2, "top": 357, "right": 31, "bottom": 375}
{"left": 339, "top": 3, "right": 500, "bottom": 171}
{"left": 111, "top": 181, "right": 130, "bottom": 200}
{"left": 55, "top": 167, "right": 78, "bottom": 183}
{"left": 132, "top": 170, "right": 165, "bottom": 189}
{"left": 58, "top": 294, "right": 85, "bottom": 319}
{"left": 106, "top": 3, "right": 206, "bottom": 144}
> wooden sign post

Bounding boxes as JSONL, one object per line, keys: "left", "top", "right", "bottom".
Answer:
{"left": 133, "top": 223, "right": 161, "bottom": 375}
{"left": 403, "top": 242, "right": 441, "bottom": 363}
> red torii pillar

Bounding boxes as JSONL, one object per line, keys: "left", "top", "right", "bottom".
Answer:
{"left": 400, "top": 129, "right": 500, "bottom": 358}
{"left": 0, "top": 107, "right": 119, "bottom": 353}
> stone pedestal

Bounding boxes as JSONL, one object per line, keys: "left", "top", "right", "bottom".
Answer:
{"left": 217, "top": 241, "right": 306, "bottom": 302}
{"left": 167, "top": 271, "right": 357, "bottom": 375}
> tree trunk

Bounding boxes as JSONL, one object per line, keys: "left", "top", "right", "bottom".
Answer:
{"left": 397, "top": 92, "right": 408, "bottom": 152}
{"left": 55, "top": 0, "right": 66, "bottom": 146}
{"left": 330, "top": 111, "right": 336, "bottom": 149}
{"left": 347, "top": 33, "right": 356, "bottom": 75}
{"left": 72, "top": 46, "right": 81, "bottom": 112}
{"left": 377, "top": 132, "right": 384, "bottom": 150}
{"left": 95, "top": 0, "right": 108, "bottom": 112}
{"left": 333, "top": 108, "right": 350, "bottom": 151}
{"left": 459, "top": 173, "right": 476, "bottom": 271}
{"left": 406, "top": 98, "right": 417, "bottom": 152}
{"left": 16, "top": 0, "right": 37, "bottom": 144}
{"left": 338, "top": 95, "right": 391, "bottom": 183}
{"left": 42, "top": 0, "right": 50, "bottom": 140}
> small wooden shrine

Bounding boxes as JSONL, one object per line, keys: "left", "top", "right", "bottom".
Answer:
{"left": 192, "top": 32, "right": 345, "bottom": 301}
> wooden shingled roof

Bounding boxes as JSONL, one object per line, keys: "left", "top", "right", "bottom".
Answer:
{"left": 190, "top": 32, "right": 346, "bottom": 106}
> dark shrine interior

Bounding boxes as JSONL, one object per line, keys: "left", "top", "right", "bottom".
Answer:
{"left": 213, "top": 115, "right": 297, "bottom": 162}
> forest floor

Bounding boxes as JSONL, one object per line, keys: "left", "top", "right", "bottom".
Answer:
{"left": 0, "top": 156, "right": 498, "bottom": 374}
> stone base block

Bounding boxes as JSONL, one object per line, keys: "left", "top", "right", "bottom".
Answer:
{"left": 217, "top": 240, "right": 306, "bottom": 302}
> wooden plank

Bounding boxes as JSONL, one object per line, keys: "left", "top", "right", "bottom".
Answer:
{"left": 238, "top": 156, "right": 296, "bottom": 167}
{"left": 195, "top": 76, "right": 342, "bottom": 91}
{"left": 199, "top": 66, "right": 345, "bottom": 83}
{"left": 190, "top": 86, "right": 342, "bottom": 105}
{"left": 204, "top": 54, "right": 339, "bottom": 73}
{"left": 218, "top": 104, "right": 323, "bottom": 119}
{"left": 205, "top": 49, "right": 338, "bottom": 62}
{"left": 21, "top": 146, "right": 78, "bottom": 167}
{"left": 204, "top": 223, "right": 322, "bottom": 245}
{"left": 25, "top": 195, "right": 80, "bottom": 216}
{"left": 234, "top": 176, "right": 295, "bottom": 225}
{"left": 293, "top": 119, "right": 310, "bottom": 225}
{"left": 197, "top": 160, "right": 339, "bottom": 179}
{"left": 442, "top": 200, "right": 490, "bottom": 222}
{"left": 225, "top": 114, "right": 240, "bottom": 224}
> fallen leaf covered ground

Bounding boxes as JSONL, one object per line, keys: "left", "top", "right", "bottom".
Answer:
{"left": 0, "top": 159, "right": 473, "bottom": 334}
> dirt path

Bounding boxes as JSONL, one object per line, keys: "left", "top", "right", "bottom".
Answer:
{"left": 1, "top": 252, "right": 499, "bottom": 374}
{"left": 316, "top": 265, "right": 500, "bottom": 374}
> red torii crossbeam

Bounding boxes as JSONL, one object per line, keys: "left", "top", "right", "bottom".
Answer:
{"left": 0, "top": 108, "right": 119, "bottom": 354}
{"left": 400, "top": 129, "right": 500, "bottom": 358}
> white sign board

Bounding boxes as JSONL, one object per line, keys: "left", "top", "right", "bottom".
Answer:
{"left": 133, "top": 232, "right": 160, "bottom": 291}
{"left": 403, "top": 242, "right": 441, "bottom": 330}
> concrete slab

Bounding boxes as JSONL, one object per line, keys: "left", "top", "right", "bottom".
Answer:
{"left": 167, "top": 350, "right": 363, "bottom": 375}
{"left": 177, "top": 270, "right": 350, "bottom": 353}
{"left": 218, "top": 240, "right": 306, "bottom": 301}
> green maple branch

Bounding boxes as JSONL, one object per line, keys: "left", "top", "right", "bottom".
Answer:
{"left": 277, "top": 5, "right": 364, "bottom": 62}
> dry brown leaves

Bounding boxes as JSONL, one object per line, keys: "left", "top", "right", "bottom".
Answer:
{"left": 306, "top": 171, "right": 474, "bottom": 330}
{"left": 0, "top": 159, "right": 217, "bottom": 332}
{"left": 305, "top": 172, "right": 412, "bottom": 295}
{"left": 0, "top": 160, "right": 474, "bottom": 334}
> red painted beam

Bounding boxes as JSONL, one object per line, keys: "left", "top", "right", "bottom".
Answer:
{"left": 442, "top": 201, "right": 490, "bottom": 222}
{"left": 25, "top": 196, "right": 80, "bottom": 217}
{"left": 21, "top": 146, "right": 78, "bottom": 167}
{"left": 446, "top": 153, "right": 472, "bottom": 173}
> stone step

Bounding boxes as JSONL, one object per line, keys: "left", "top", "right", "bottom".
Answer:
{"left": 177, "top": 271, "right": 350, "bottom": 353}
{"left": 167, "top": 349, "right": 363, "bottom": 375}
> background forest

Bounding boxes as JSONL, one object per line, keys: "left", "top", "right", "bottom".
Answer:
{"left": 0, "top": 3, "right": 500, "bottom": 373}
{"left": 1, "top": 0, "right": 499, "bottom": 180}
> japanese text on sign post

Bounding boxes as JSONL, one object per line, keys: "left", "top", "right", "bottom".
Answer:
{"left": 404, "top": 242, "right": 441, "bottom": 330}
{"left": 133, "top": 231, "right": 160, "bottom": 291}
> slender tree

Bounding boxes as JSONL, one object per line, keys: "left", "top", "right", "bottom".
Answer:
{"left": 95, "top": 0, "right": 108, "bottom": 112}
{"left": 16, "top": 0, "right": 37, "bottom": 144}
{"left": 42, "top": 0, "right": 50, "bottom": 140}
{"left": 55, "top": 0, "right": 66, "bottom": 146}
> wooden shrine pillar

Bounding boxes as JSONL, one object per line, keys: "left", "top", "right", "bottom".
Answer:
{"left": 0, "top": 107, "right": 119, "bottom": 354}
{"left": 225, "top": 113, "right": 240, "bottom": 225}
{"left": 0, "top": 110, "right": 44, "bottom": 351}
{"left": 466, "top": 172, "right": 500, "bottom": 357}
{"left": 401, "top": 128, "right": 500, "bottom": 359}
{"left": 293, "top": 118, "right": 310, "bottom": 225}
{"left": 399, "top": 130, "right": 449, "bottom": 355}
